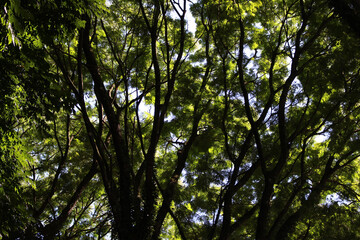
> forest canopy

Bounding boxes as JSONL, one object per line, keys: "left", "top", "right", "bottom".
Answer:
{"left": 1, "top": 0, "right": 360, "bottom": 239}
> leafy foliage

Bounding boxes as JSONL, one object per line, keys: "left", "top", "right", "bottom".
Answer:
{"left": 2, "top": 0, "right": 360, "bottom": 239}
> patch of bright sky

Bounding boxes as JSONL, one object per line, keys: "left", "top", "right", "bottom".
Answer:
{"left": 313, "top": 132, "right": 330, "bottom": 143}
{"left": 186, "top": 2, "right": 197, "bottom": 34}
{"left": 169, "top": 0, "right": 197, "bottom": 34}
{"left": 324, "top": 193, "right": 352, "bottom": 206}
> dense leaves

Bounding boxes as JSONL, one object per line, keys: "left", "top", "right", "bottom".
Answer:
{"left": 1, "top": 0, "right": 360, "bottom": 239}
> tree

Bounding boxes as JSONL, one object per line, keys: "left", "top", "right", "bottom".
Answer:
{"left": 2, "top": 0, "right": 360, "bottom": 239}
